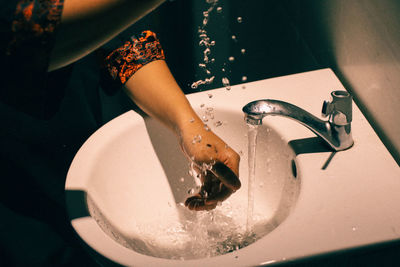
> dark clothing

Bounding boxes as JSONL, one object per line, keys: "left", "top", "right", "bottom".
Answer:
{"left": 0, "top": 1, "right": 165, "bottom": 265}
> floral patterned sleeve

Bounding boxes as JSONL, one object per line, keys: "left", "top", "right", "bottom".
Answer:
{"left": 6, "top": 0, "right": 64, "bottom": 58}
{"left": 104, "top": 30, "right": 165, "bottom": 85}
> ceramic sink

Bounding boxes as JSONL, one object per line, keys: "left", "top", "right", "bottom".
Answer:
{"left": 65, "top": 68, "right": 400, "bottom": 266}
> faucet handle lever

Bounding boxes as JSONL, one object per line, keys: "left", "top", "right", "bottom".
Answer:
{"left": 321, "top": 90, "right": 353, "bottom": 124}
{"left": 321, "top": 100, "right": 333, "bottom": 117}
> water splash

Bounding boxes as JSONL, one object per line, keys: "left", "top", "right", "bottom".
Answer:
{"left": 130, "top": 201, "right": 259, "bottom": 259}
{"left": 191, "top": 76, "right": 215, "bottom": 89}
{"left": 190, "top": 0, "right": 219, "bottom": 90}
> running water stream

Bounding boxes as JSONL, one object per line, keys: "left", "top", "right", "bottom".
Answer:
{"left": 246, "top": 124, "right": 259, "bottom": 232}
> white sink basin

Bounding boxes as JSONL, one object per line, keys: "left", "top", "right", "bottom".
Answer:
{"left": 65, "top": 69, "right": 400, "bottom": 266}
{"left": 67, "top": 105, "right": 300, "bottom": 260}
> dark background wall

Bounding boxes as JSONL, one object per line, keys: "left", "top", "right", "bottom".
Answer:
{"left": 282, "top": 0, "right": 400, "bottom": 165}
{"left": 148, "top": 0, "right": 319, "bottom": 92}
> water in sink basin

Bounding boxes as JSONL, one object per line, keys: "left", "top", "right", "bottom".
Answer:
{"left": 85, "top": 108, "right": 300, "bottom": 260}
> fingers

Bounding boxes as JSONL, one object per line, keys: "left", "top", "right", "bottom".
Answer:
{"left": 185, "top": 173, "right": 234, "bottom": 211}
{"left": 204, "top": 184, "right": 233, "bottom": 204}
{"left": 211, "top": 162, "right": 241, "bottom": 191}
{"left": 184, "top": 186, "right": 233, "bottom": 211}
{"left": 185, "top": 195, "right": 217, "bottom": 211}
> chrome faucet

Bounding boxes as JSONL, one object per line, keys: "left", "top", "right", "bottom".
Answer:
{"left": 242, "top": 90, "right": 354, "bottom": 151}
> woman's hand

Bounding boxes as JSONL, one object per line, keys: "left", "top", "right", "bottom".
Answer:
{"left": 123, "top": 60, "right": 240, "bottom": 211}
{"left": 178, "top": 117, "right": 241, "bottom": 211}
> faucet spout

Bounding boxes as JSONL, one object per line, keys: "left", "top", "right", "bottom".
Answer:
{"left": 242, "top": 91, "right": 354, "bottom": 151}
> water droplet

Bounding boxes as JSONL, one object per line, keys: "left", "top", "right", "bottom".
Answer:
{"left": 202, "top": 115, "right": 209, "bottom": 122}
{"left": 222, "top": 68, "right": 226, "bottom": 72}
{"left": 242, "top": 76, "right": 247, "bottom": 82}
{"left": 238, "top": 150, "right": 244, "bottom": 156}
{"left": 217, "top": 6, "right": 222, "bottom": 12}
{"left": 207, "top": 76, "right": 215, "bottom": 84}
{"left": 191, "top": 82, "right": 199, "bottom": 89}
{"left": 214, "top": 121, "right": 223, "bottom": 127}
{"left": 228, "top": 56, "right": 235, "bottom": 62}
{"left": 241, "top": 48, "right": 246, "bottom": 54}
{"left": 191, "top": 77, "right": 214, "bottom": 89}
{"left": 200, "top": 104, "right": 205, "bottom": 108}
{"left": 192, "top": 134, "right": 202, "bottom": 144}
{"left": 242, "top": 85, "right": 246, "bottom": 89}
{"left": 211, "top": 41, "right": 216, "bottom": 46}
{"left": 180, "top": 177, "right": 185, "bottom": 182}
{"left": 352, "top": 226, "right": 357, "bottom": 231}
{"left": 231, "top": 35, "right": 236, "bottom": 40}
{"left": 188, "top": 188, "right": 195, "bottom": 194}
{"left": 189, "top": 117, "right": 195, "bottom": 123}
{"left": 237, "top": 17, "right": 243, "bottom": 23}
{"left": 208, "top": 93, "right": 213, "bottom": 98}
{"left": 222, "top": 77, "right": 231, "bottom": 90}
{"left": 204, "top": 124, "right": 210, "bottom": 131}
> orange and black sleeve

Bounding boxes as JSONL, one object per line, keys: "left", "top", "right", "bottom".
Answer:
{"left": 104, "top": 30, "right": 166, "bottom": 85}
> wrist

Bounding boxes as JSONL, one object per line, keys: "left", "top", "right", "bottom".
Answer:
{"left": 173, "top": 107, "right": 203, "bottom": 137}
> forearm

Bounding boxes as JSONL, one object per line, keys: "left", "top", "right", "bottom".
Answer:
{"left": 49, "top": 0, "right": 165, "bottom": 71}
{"left": 124, "top": 60, "right": 199, "bottom": 135}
